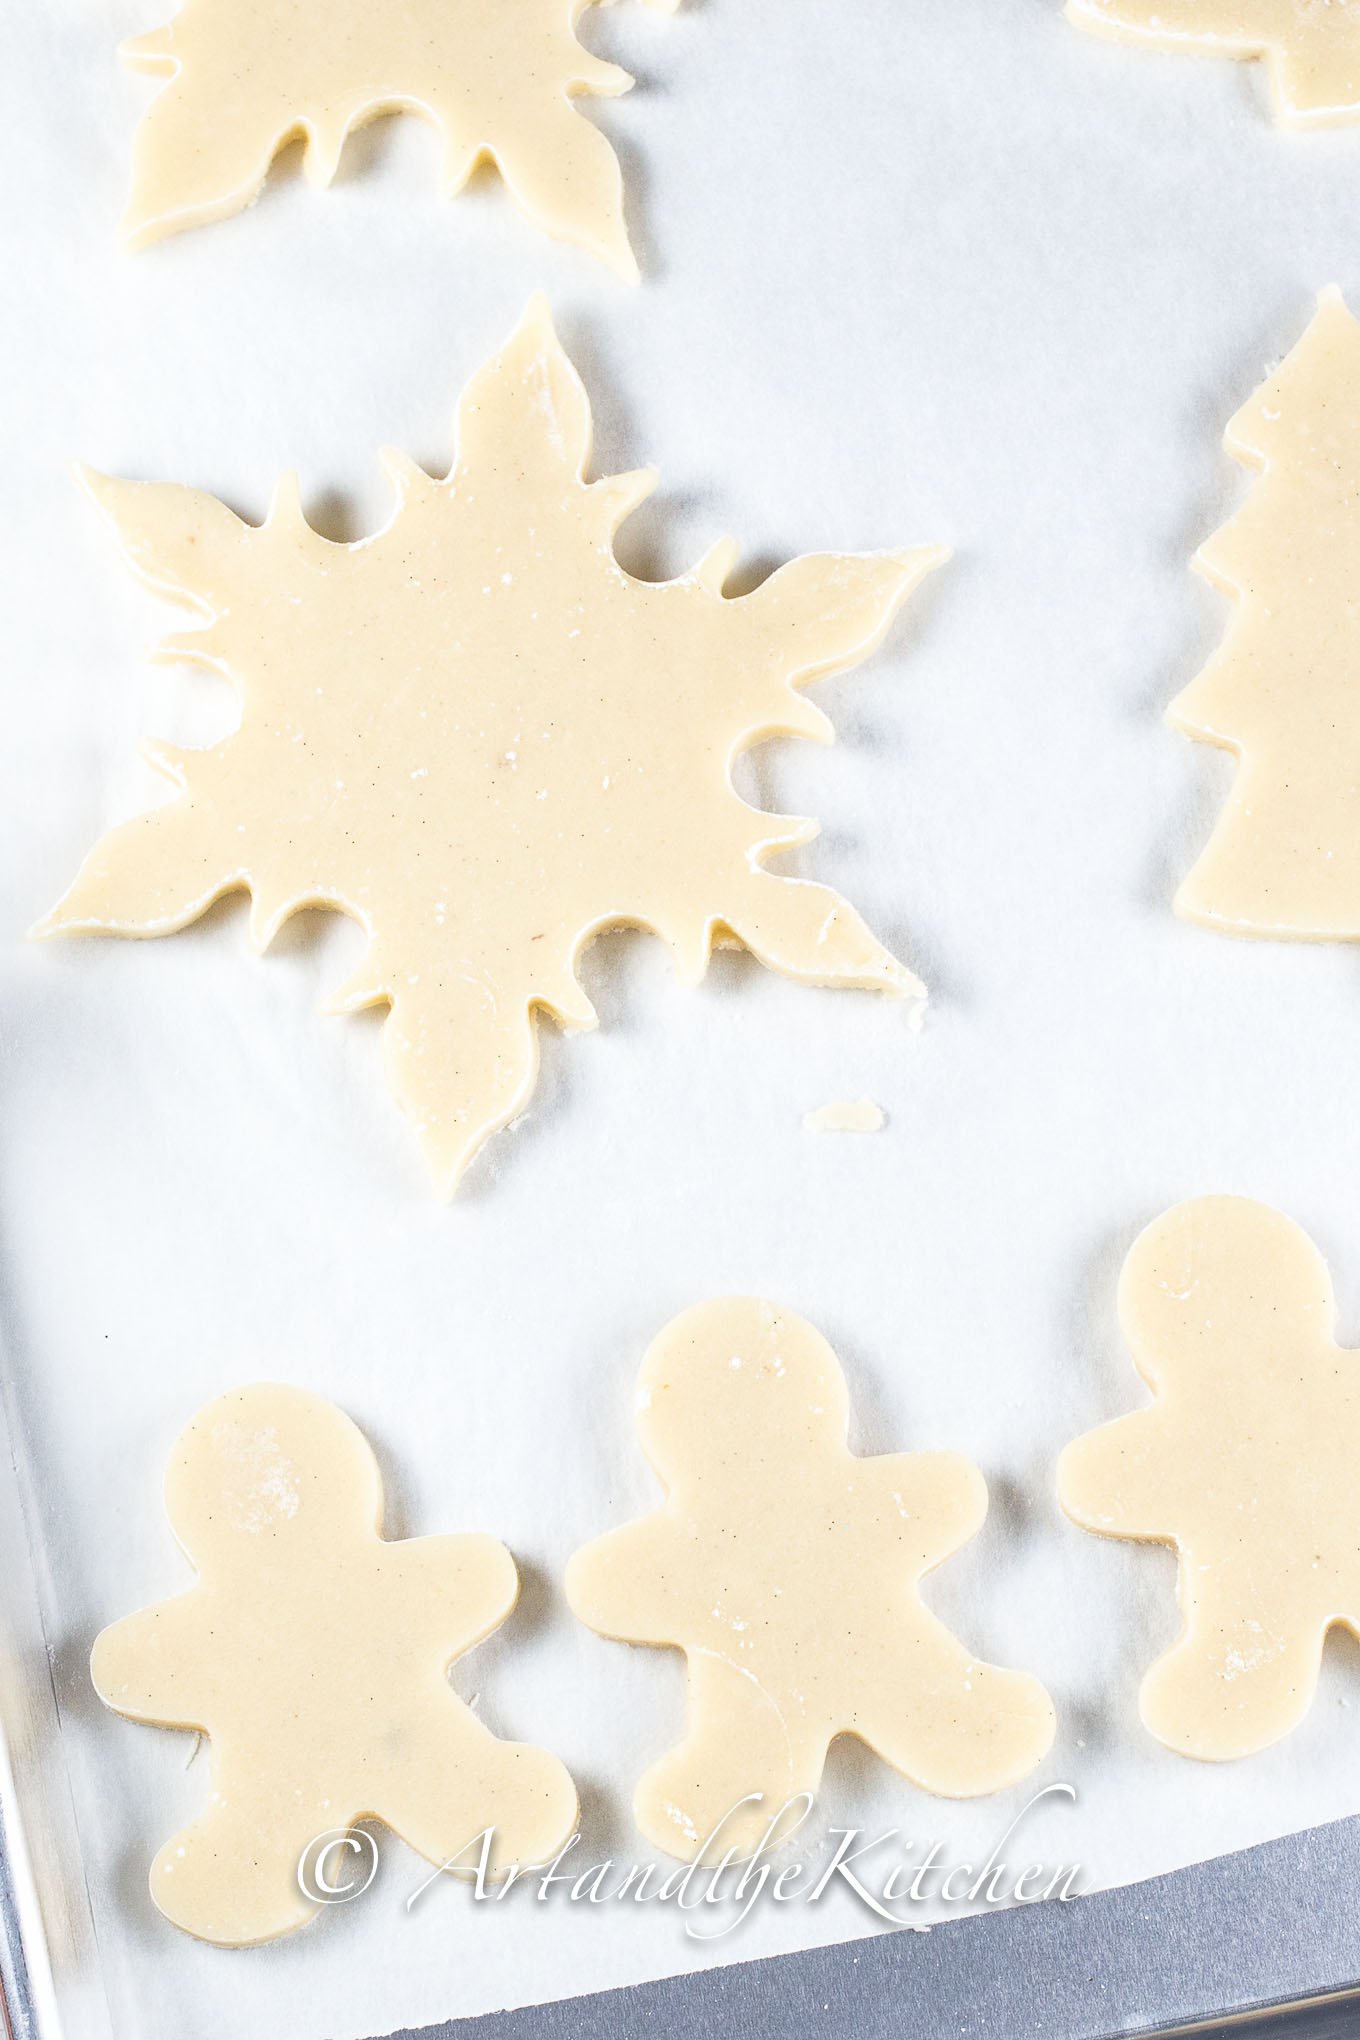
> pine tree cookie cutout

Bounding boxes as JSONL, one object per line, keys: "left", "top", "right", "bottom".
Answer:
{"left": 566, "top": 1299, "right": 1055, "bottom": 1860}
{"left": 116, "top": 0, "right": 676, "bottom": 270}
{"left": 1059, "top": 1197, "right": 1360, "bottom": 1761}
{"left": 1068, "top": 0, "right": 1360, "bottom": 125}
{"left": 92, "top": 1385, "right": 577, "bottom": 1945}
{"left": 1171, "top": 289, "right": 1360, "bottom": 937}
{"left": 36, "top": 300, "right": 940, "bottom": 1195}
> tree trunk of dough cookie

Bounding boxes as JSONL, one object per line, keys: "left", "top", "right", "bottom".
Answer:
{"left": 634, "top": 1653, "right": 827, "bottom": 1864}
{"left": 1175, "top": 762, "right": 1360, "bottom": 938}
{"left": 149, "top": 1793, "right": 323, "bottom": 1946}
{"left": 853, "top": 1618, "right": 1056, "bottom": 1799}
{"left": 377, "top": 1717, "right": 578, "bottom": 1881}
{"left": 381, "top": 971, "right": 539, "bottom": 1196}
{"left": 1139, "top": 1603, "right": 1327, "bottom": 1760}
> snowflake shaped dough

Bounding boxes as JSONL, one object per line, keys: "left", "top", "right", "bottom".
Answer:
{"left": 91, "top": 1384, "right": 577, "bottom": 1945}
{"left": 1068, "top": 0, "right": 1360, "bottom": 125}
{"left": 1171, "top": 288, "right": 1360, "bottom": 936}
{"left": 566, "top": 1299, "right": 1055, "bottom": 1860}
{"left": 37, "top": 300, "right": 940, "bottom": 1195}
{"left": 1059, "top": 1197, "right": 1360, "bottom": 1759}
{"left": 118, "top": 0, "right": 676, "bottom": 270}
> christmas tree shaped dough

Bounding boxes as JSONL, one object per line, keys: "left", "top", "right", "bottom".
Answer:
{"left": 566, "top": 1299, "right": 1055, "bottom": 1860}
{"left": 1059, "top": 1196, "right": 1360, "bottom": 1760}
{"left": 91, "top": 1384, "right": 577, "bottom": 1944}
{"left": 117, "top": 0, "right": 676, "bottom": 271}
{"left": 36, "top": 299, "right": 939, "bottom": 1195}
{"left": 1171, "top": 288, "right": 1360, "bottom": 936}
{"left": 1068, "top": 0, "right": 1360, "bottom": 124}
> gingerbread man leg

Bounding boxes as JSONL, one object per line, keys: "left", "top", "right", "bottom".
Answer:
{"left": 635, "top": 1650, "right": 827, "bottom": 1862}
{"left": 149, "top": 1763, "right": 332, "bottom": 1945}
{"left": 1140, "top": 1585, "right": 1328, "bottom": 1760}
{"left": 375, "top": 1712, "right": 578, "bottom": 1881}
{"left": 852, "top": 1614, "right": 1056, "bottom": 1799}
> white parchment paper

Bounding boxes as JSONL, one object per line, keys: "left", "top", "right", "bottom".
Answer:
{"left": 6, "top": 2, "right": 1360, "bottom": 2034}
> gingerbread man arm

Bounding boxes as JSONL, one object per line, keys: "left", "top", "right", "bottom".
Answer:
{"left": 565, "top": 1512, "right": 690, "bottom": 1645}
{"left": 149, "top": 1770, "right": 326, "bottom": 1946}
{"left": 1058, "top": 1407, "right": 1181, "bottom": 1540}
{"left": 388, "top": 1532, "right": 521, "bottom": 1656}
{"left": 91, "top": 1594, "right": 215, "bottom": 1728}
{"left": 864, "top": 1450, "right": 988, "bottom": 1569}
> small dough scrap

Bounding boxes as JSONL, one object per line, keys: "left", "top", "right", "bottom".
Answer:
{"left": 91, "top": 1384, "right": 577, "bottom": 1945}
{"left": 1059, "top": 1196, "right": 1360, "bottom": 1760}
{"left": 1171, "top": 288, "right": 1360, "bottom": 936}
{"left": 802, "top": 1098, "right": 885, "bottom": 1133}
{"left": 566, "top": 1299, "right": 1055, "bottom": 1860}
{"left": 1067, "top": 0, "right": 1360, "bottom": 125}
{"left": 35, "top": 298, "right": 940, "bottom": 1195}
{"left": 117, "top": 0, "right": 677, "bottom": 272}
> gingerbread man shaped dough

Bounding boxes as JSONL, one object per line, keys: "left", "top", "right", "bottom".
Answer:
{"left": 1060, "top": 1197, "right": 1360, "bottom": 1759}
{"left": 92, "top": 1385, "right": 577, "bottom": 1944}
{"left": 566, "top": 1299, "right": 1055, "bottom": 1860}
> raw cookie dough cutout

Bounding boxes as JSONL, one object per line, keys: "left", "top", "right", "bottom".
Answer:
{"left": 1059, "top": 1196, "right": 1360, "bottom": 1760}
{"left": 802, "top": 1097, "right": 885, "bottom": 1133}
{"left": 1171, "top": 288, "right": 1360, "bottom": 936}
{"left": 36, "top": 299, "right": 941, "bottom": 1195}
{"left": 92, "top": 1384, "right": 577, "bottom": 1944}
{"left": 566, "top": 1298, "right": 1055, "bottom": 1860}
{"left": 1067, "top": 0, "right": 1360, "bottom": 125}
{"left": 117, "top": 0, "right": 676, "bottom": 271}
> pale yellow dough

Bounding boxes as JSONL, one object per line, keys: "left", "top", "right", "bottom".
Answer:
{"left": 1059, "top": 1197, "right": 1360, "bottom": 1760}
{"left": 36, "top": 299, "right": 939, "bottom": 1195}
{"left": 802, "top": 1097, "right": 885, "bottom": 1133}
{"left": 91, "top": 1385, "right": 577, "bottom": 1945}
{"left": 1171, "top": 288, "right": 1360, "bottom": 936}
{"left": 1068, "top": 0, "right": 1360, "bottom": 124}
{"left": 566, "top": 1299, "right": 1055, "bottom": 1861}
{"left": 117, "top": 0, "right": 675, "bottom": 271}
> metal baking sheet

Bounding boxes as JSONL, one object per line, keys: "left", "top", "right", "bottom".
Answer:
{"left": 9, "top": 0, "right": 1360, "bottom": 2036}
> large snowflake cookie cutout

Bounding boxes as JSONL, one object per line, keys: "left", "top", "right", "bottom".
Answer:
{"left": 566, "top": 1298, "right": 1055, "bottom": 1860}
{"left": 92, "top": 1384, "right": 577, "bottom": 1944}
{"left": 37, "top": 300, "right": 942, "bottom": 1194}
{"left": 1060, "top": 1196, "right": 1360, "bottom": 1759}
{"left": 118, "top": 0, "right": 676, "bottom": 270}
{"left": 1068, "top": 0, "right": 1360, "bottom": 127}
